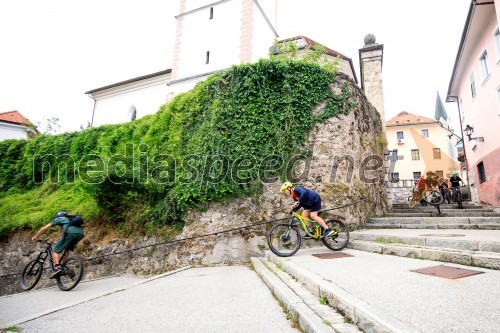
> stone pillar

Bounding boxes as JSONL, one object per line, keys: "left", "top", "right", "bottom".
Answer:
{"left": 359, "top": 34, "right": 385, "bottom": 132}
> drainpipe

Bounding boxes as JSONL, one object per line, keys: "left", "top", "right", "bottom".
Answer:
{"left": 87, "top": 94, "right": 96, "bottom": 128}
{"left": 449, "top": 95, "right": 472, "bottom": 201}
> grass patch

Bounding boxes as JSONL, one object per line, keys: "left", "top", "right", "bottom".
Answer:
{"left": 0, "top": 181, "right": 98, "bottom": 238}
{"left": 5, "top": 327, "right": 21, "bottom": 332}
{"left": 374, "top": 237, "right": 390, "bottom": 244}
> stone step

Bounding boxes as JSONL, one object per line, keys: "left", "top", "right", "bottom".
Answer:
{"left": 392, "top": 206, "right": 493, "bottom": 211}
{"left": 347, "top": 240, "right": 500, "bottom": 270}
{"left": 364, "top": 223, "right": 500, "bottom": 230}
{"left": 350, "top": 231, "right": 500, "bottom": 254}
{"left": 251, "top": 257, "right": 361, "bottom": 333}
{"left": 386, "top": 212, "right": 500, "bottom": 217}
{"left": 368, "top": 217, "right": 500, "bottom": 225}
{"left": 392, "top": 204, "right": 484, "bottom": 210}
{"left": 261, "top": 254, "right": 418, "bottom": 333}
{"left": 390, "top": 205, "right": 499, "bottom": 214}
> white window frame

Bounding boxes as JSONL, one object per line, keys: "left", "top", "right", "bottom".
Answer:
{"left": 494, "top": 28, "right": 500, "bottom": 61}
{"left": 421, "top": 129, "right": 429, "bottom": 138}
{"left": 479, "top": 49, "right": 490, "bottom": 82}
{"left": 411, "top": 149, "right": 420, "bottom": 160}
{"left": 396, "top": 131, "right": 404, "bottom": 140}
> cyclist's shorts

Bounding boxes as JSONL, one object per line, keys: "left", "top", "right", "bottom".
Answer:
{"left": 54, "top": 233, "right": 84, "bottom": 253}
{"left": 303, "top": 200, "right": 321, "bottom": 213}
{"left": 451, "top": 186, "right": 462, "bottom": 192}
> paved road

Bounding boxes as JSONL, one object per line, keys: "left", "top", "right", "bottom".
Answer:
{"left": 1, "top": 266, "right": 299, "bottom": 333}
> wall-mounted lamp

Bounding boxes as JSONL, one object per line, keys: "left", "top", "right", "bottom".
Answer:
{"left": 464, "top": 125, "right": 484, "bottom": 142}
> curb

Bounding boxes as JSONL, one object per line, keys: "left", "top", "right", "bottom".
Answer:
{"left": 251, "top": 257, "right": 336, "bottom": 333}
{"left": 347, "top": 240, "right": 500, "bottom": 270}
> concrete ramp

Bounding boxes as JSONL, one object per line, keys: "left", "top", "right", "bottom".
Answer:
{"left": 1, "top": 266, "right": 299, "bottom": 333}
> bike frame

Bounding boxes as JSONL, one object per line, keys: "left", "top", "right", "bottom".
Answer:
{"left": 450, "top": 186, "right": 463, "bottom": 201}
{"left": 35, "top": 242, "right": 67, "bottom": 273}
{"left": 290, "top": 212, "right": 321, "bottom": 239}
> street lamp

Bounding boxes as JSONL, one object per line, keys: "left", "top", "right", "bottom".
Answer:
{"left": 464, "top": 125, "right": 484, "bottom": 142}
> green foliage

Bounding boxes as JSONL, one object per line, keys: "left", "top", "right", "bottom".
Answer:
{"left": 0, "top": 58, "right": 354, "bottom": 236}
{"left": 0, "top": 181, "right": 98, "bottom": 237}
{"left": 269, "top": 40, "right": 340, "bottom": 74}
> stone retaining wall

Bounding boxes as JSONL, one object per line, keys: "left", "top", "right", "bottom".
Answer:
{"left": 0, "top": 73, "right": 387, "bottom": 296}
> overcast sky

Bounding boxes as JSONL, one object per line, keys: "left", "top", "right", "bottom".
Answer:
{"left": 0, "top": 0, "right": 470, "bottom": 133}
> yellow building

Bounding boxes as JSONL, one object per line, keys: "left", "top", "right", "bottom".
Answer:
{"left": 386, "top": 111, "right": 460, "bottom": 183}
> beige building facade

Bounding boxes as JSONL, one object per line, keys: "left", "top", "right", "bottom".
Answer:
{"left": 386, "top": 112, "right": 460, "bottom": 183}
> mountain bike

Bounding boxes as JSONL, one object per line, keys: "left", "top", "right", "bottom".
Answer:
{"left": 439, "top": 185, "right": 452, "bottom": 204}
{"left": 450, "top": 186, "right": 464, "bottom": 209}
{"left": 409, "top": 186, "right": 444, "bottom": 214}
{"left": 267, "top": 212, "right": 349, "bottom": 257}
{"left": 20, "top": 240, "right": 84, "bottom": 291}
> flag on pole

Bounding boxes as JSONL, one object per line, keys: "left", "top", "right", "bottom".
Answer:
{"left": 435, "top": 91, "right": 451, "bottom": 125}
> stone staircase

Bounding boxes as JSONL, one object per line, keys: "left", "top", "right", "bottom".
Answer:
{"left": 365, "top": 203, "right": 500, "bottom": 229}
{"left": 252, "top": 256, "right": 364, "bottom": 333}
{"left": 348, "top": 203, "right": 500, "bottom": 270}
{"left": 252, "top": 203, "right": 500, "bottom": 333}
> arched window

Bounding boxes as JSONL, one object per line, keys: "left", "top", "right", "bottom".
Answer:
{"left": 128, "top": 105, "right": 137, "bottom": 121}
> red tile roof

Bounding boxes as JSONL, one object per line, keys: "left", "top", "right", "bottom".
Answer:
{"left": 0, "top": 110, "right": 30, "bottom": 125}
{"left": 386, "top": 111, "right": 437, "bottom": 127}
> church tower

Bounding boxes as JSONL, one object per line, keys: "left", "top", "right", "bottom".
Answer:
{"left": 359, "top": 34, "right": 385, "bottom": 131}
{"left": 170, "top": 0, "right": 278, "bottom": 93}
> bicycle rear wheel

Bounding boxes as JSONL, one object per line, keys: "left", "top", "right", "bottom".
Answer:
{"left": 267, "top": 223, "right": 301, "bottom": 257}
{"left": 423, "top": 189, "right": 444, "bottom": 206}
{"left": 456, "top": 192, "right": 463, "bottom": 209}
{"left": 20, "top": 259, "right": 43, "bottom": 291}
{"left": 56, "top": 256, "right": 84, "bottom": 291}
{"left": 321, "top": 219, "right": 349, "bottom": 251}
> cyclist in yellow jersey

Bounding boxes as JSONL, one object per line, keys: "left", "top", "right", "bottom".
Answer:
{"left": 280, "top": 182, "right": 334, "bottom": 238}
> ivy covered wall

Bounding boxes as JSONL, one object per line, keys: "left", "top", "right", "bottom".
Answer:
{"left": 0, "top": 58, "right": 366, "bottom": 237}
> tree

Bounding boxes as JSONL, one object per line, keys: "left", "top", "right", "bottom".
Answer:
{"left": 36, "top": 117, "right": 61, "bottom": 135}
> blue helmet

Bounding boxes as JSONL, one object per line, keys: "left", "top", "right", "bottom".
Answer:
{"left": 55, "top": 211, "right": 67, "bottom": 218}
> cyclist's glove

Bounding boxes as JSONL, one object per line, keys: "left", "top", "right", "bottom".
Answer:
{"left": 290, "top": 201, "right": 301, "bottom": 213}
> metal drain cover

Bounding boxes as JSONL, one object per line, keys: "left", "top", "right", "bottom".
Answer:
{"left": 312, "top": 252, "right": 353, "bottom": 259}
{"left": 410, "top": 265, "right": 484, "bottom": 279}
{"left": 420, "top": 234, "right": 466, "bottom": 237}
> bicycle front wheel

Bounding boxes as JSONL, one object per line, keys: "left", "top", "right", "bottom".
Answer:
{"left": 423, "top": 189, "right": 444, "bottom": 206}
{"left": 56, "top": 256, "right": 84, "bottom": 291}
{"left": 20, "top": 259, "right": 43, "bottom": 290}
{"left": 267, "top": 223, "right": 301, "bottom": 257}
{"left": 321, "top": 219, "right": 349, "bottom": 251}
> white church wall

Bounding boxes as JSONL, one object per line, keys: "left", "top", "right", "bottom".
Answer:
{"left": 251, "top": 0, "right": 278, "bottom": 63}
{"left": 91, "top": 75, "right": 171, "bottom": 127}
{"left": 175, "top": 1, "right": 242, "bottom": 81}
